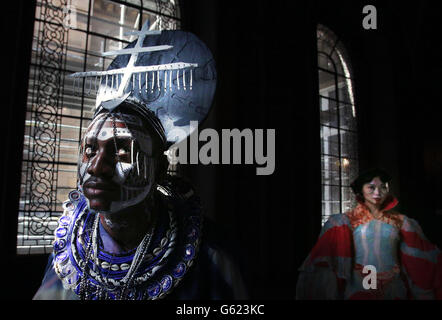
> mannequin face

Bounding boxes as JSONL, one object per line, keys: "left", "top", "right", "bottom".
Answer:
{"left": 78, "top": 112, "right": 155, "bottom": 214}
{"left": 361, "top": 176, "right": 389, "bottom": 207}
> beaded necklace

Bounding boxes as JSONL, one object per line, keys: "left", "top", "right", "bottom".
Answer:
{"left": 53, "top": 187, "right": 202, "bottom": 300}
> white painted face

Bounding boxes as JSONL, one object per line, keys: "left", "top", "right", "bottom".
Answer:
{"left": 78, "top": 112, "right": 156, "bottom": 214}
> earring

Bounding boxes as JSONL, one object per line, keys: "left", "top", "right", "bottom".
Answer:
{"left": 157, "top": 70, "right": 160, "bottom": 91}
{"left": 177, "top": 69, "right": 180, "bottom": 90}
{"left": 131, "top": 139, "right": 134, "bottom": 165}
{"left": 151, "top": 71, "right": 155, "bottom": 93}
{"left": 136, "top": 151, "right": 140, "bottom": 176}
{"left": 132, "top": 73, "right": 135, "bottom": 92}
{"left": 190, "top": 68, "right": 193, "bottom": 90}
{"left": 169, "top": 69, "right": 172, "bottom": 92}
{"left": 139, "top": 73, "right": 142, "bottom": 93}
{"left": 183, "top": 69, "right": 186, "bottom": 91}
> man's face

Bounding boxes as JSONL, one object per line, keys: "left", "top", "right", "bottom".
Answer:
{"left": 78, "top": 112, "right": 155, "bottom": 214}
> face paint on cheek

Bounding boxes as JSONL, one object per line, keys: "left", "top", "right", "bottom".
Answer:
{"left": 108, "top": 156, "right": 156, "bottom": 214}
{"left": 78, "top": 112, "right": 158, "bottom": 214}
{"left": 114, "top": 152, "right": 153, "bottom": 188}
{"left": 77, "top": 116, "right": 108, "bottom": 188}
{"left": 112, "top": 161, "right": 133, "bottom": 185}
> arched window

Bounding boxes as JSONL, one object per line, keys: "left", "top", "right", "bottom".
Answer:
{"left": 317, "top": 24, "right": 359, "bottom": 225}
{"left": 18, "top": 0, "right": 181, "bottom": 255}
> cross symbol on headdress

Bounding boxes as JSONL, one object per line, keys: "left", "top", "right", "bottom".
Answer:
{"left": 69, "top": 20, "right": 198, "bottom": 111}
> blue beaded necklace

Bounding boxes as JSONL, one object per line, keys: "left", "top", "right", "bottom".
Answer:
{"left": 53, "top": 186, "right": 202, "bottom": 300}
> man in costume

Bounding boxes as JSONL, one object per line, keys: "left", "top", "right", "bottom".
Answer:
{"left": 33, "top": 23, "right": 247, "bottom": 300}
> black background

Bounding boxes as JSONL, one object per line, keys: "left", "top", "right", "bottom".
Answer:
{"left": 2, "top": 0, "right": 442, "bottom": 301}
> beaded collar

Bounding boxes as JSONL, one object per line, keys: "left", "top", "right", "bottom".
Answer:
{"left": 52, "top": 183, "right": 202, "bottom": 300}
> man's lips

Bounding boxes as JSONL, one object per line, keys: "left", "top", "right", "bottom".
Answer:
{"left": 84, "top": 181, "right": 116, "bottom": 190}
{"left": 83, "top": 180, "right": 118, "bottom": 197}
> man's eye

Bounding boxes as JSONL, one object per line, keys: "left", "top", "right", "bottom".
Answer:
{"left": 117, "top": 148, "right": 129, "bottom": 156}
{"left": 85, "top": 146, "right": 95, "bottom": 157}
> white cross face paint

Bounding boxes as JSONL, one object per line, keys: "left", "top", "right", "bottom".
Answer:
{"left": 78, "top": 112, "right": 155, "bottom": 214}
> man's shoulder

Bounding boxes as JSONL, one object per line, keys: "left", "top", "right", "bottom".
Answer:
{"left": 197, "top": 219, "right": 249, "bottom": 299}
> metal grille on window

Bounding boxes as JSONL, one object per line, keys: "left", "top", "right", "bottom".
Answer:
{"left": 18, "top": 0, "right": 181, "bottom": 255}
{"left": 317, "top": 24, "right": 358, "bottom": 226}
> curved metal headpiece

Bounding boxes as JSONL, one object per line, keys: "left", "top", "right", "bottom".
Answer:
{"left": 70, "top": 22, "right": 217, "bottom": 148}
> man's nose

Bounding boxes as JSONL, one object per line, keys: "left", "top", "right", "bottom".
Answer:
{"left": 87, "top": 150, "right": 114, "bottom": 177}
{"left": 373, "top": 187, "right": 380, "bottom": 196}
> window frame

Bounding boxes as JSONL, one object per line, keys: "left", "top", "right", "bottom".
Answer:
{"left": 17, "top": 0, "right": 181, "bottom": 255}
{"left": 317, "top": 24, "right": 359, "bottom": 225}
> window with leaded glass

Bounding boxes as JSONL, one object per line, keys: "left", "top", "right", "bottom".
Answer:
{"left": 317, "top": 24, "right": 359, "bottom": 225}
{"left": 18, "top": 0, "right": 181, "bottom": 255}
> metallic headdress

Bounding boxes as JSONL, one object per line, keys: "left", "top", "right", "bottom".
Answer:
{"left": 70, "top": 21, "right": 217, "bottom": 147}
{"left": 72, "top": 22, "right": 216, "bottom": 214}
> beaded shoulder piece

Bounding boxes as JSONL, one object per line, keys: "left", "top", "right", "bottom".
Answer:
{"left": 52, "top": 179, "right": 202, "bottom": 300}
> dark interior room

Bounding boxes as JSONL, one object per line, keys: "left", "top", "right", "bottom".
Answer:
{"left": 2, "top": 0, "right": 442, "bottom": 300}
